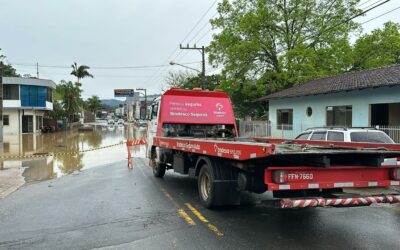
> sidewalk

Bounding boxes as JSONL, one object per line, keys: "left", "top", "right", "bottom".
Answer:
{"left": 0, "top": 165, "right": 25, "bottom": 199}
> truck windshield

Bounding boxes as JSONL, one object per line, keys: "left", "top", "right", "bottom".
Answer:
{"left": 350, "top": 131, "right": 394, "bottom": 144}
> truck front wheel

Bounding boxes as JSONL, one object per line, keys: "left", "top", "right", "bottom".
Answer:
{"left": 152, "top": 152, "right": 166, "bottom": 178}
{"left": 198, "top": 164, "right": 217, "bottom": 208}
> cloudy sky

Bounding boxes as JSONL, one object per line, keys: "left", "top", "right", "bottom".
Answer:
{"left": 1, "top": 0, "right": 399, "bottom": 99}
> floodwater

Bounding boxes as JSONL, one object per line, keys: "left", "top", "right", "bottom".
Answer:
{"left": 0, "top": 123, "right": 146, "bottom": 183}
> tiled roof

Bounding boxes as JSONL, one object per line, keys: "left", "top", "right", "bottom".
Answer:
{"left": 258, "top": 64, "right": 400, "bottom": 101}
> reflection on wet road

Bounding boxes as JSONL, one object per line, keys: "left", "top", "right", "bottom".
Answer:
{"left": 0, "top": 123, "right": 146, "bottom": 183}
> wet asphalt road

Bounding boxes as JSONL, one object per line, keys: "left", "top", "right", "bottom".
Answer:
{"left": 0, "top": 158, "right": 399, "bottom": 250}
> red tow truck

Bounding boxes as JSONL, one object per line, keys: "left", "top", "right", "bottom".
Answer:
{"left": 146, "top": 88, "right": 400, "bottom": 208}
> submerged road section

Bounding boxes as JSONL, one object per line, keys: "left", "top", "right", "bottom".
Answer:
{"left": 0, "top": 157, "right": 399, "bottom": 249}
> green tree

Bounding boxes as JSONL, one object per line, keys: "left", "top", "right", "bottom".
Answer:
{"left": 56, "top": 81, "right": 83, "bottom": 122}
{"left": 86, "top": 95, "right": 102, "bottom": 114}
{"left": 353, "top": 21, "right": 400, "bottom": 70}
{"left": 70, "top": 62, "right": 93, "bottom": 86}
{"left": 165, "top": 70, "right": 220, "bottom": 90}
{"left": 0, "top": 49, "right": 19, "bottom": 77}
{"left": 208, "top": 0, "right": 360, "bottom": 117}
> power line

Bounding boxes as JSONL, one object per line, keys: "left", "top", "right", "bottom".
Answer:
{"left": 180, "top": 0, "right": 218, "bottom": 45}
{"left": 175, "top": 12, "right": 218, "bottom": 63}
{"left": 10, "top": 61, "right": 201, "bottom": 70}
{"left": 145, "top": 0, "right": 219, "bottom": 87}
{"left": 358, "top": 0, "right": 375, "bottom": 7}
{"left": 361, "top": 5, "right": 400, "bottom": 24}
{"left": 362, "top": 0, "right": 386, "bottom": 10}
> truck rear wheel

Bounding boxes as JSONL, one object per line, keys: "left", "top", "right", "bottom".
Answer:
{"left": 198, "top": 163, "right": 217, "bottom": 208}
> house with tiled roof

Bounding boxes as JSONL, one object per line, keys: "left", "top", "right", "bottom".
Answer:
{"left": 257, "top": 65, "right": 400, "bottom": 140}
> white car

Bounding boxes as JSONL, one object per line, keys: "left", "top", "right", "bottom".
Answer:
{"left": 107, "top": 119, "right": 115, "bottom": 125}
{"left": 295, "top": 127, "right": 398, "bottom": 166}
{"left": 295, "top": 127, "right": 394, "bottom": 143}
{"left": 117, "top": 119, "right": 124, "bottom": 125}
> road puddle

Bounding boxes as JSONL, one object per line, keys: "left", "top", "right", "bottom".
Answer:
{"left": 0, "top": 123, "right": 146, "bottom": 184}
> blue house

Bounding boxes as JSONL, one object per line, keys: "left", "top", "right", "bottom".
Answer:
{"left": 258, "top": 65, "right": 400, "bottom": 140}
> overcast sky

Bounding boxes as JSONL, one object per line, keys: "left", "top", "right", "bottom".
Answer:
{"left": 1, "top": 0, "right": 399, "bottom": 99}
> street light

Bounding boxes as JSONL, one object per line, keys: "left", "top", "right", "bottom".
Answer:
{"left": 135, "top": 88, "right": 147, "bottom": 120}
{"left": 169, "top": 61, "right": 201, "bottom": 74}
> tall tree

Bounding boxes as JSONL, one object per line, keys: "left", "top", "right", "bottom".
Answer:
{"left": 208, "top": 0, "right": 360, "bottom": 117}
{"left": 70, "top": 62, "right": 93, "bottom": 86}
{"left": 353, "top": 21, "right": 400, "bottom": 70}
{"left": 86, "top": 95, "right": 102, "bottom": 114}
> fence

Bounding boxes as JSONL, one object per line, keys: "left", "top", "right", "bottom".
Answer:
{"left": 376, "top": 125, "right": 400, "bottom": 143}
{"left": 239, "top": 120, "right": 400, "bottom": 143}
{"left": 239, "top": 120, "right": 271, "bottom": 138}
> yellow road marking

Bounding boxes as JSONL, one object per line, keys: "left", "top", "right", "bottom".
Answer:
{"left": 136, "top": 158, "right": 223, "bottom": 236}
{"left": 178, "top": 209, "right": 196, "bottom": 226}
{"left": 185, "top": 203, "right": 223, "bottom": 237}
{"left": 207, "top": 223, "right": 224, "bottom": 236}
{"left": 185, "top": 203, "right": 209, "bottom": 223}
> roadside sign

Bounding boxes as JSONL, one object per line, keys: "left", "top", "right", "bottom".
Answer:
{"left": 114, "top": 89, "right": 134, "bottom": 97}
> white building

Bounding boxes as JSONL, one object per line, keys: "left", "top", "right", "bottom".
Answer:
{"left": 2, "top": 77, "right": 56, "bottom": 134}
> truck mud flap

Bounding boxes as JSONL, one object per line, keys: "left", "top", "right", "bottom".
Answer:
{"left": 278, "top": 194, "right": 400, "bottom": 209}
{"left": 213, "top": 180, "right": 240, "bottom": 206}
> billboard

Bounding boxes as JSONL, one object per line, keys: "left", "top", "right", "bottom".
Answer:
{"left": 114, "top": 89, "right": 134, "bottom": 97}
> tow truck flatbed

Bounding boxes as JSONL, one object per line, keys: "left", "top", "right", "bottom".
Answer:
{"left": 145, "top": 88, "right": 400, "bottom": 208}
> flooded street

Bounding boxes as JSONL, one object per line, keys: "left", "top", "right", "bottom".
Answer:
{"left": 0, "top": 123, "right": 146, "bottom": 185}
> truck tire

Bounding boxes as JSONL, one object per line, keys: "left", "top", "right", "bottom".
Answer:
{"left": 198, "top": 163, "right": 217, "bottom": 208}
{"left": 152, "top": 152, "right": 166, "bottom": 178}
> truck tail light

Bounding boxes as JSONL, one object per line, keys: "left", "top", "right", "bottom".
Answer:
{"left": 391, "top": 168, "right": 400, "bottom": 180}
{"left": 273, "top": 170, "right": 287, "bottom": 184}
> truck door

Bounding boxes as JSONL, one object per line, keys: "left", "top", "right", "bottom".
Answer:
{"left": 146, "top": 99, "right": 160, "bottom": 158}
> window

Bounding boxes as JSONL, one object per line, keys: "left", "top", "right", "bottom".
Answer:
{"left": 46, "top": 88, "right": 53, "bottom": 102}
{"left": 306, "top": 107, "right": 312, "bottom": 117}
{"left": 20, "top": 85, "right": 46, "bottom": 107}
{"left": 277, "top": 109, "right": 293, "bottom": 130}
{"left": 295, "top": 132, "right": 310, "bottom": 140}
{"left": 3, "top": 115, "right": 9, "bottom": 126}
{"left": 326, "top": 106, "right": 352, "bottom": 127}
{"left": 151, "top": 103, "right": 159, "bottom": 120}
{"left": 350, "top": 131, "right": 394, "bottom": 143}
{"left": 36, "top": 116, "right": 43, "bottom": 130}
{"left": 3, "top": 84, "right": 19, "bottom": 100}
{"left": 310, "top": 131, "right": 327, "bottom": 140}
{"left": 327, "top": 131, "right": 344, "bottom": 141}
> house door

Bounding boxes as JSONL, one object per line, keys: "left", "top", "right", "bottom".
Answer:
{"left": 22, "top": 115, "right": 33, "bottom": 133}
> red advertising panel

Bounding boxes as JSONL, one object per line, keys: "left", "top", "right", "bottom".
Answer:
{"left": 161, "top": 94, "right": 235, "bottom": 124}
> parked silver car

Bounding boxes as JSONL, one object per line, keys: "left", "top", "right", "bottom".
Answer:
{"left": 295, "top": 127, "right": 394, "bottom": 144}
{"left": 295, "top": 127, "right": 398, "bottom": 166}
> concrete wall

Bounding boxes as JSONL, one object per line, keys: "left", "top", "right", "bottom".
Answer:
{"left": 269, "top": 86, "right": 400, "bottom": 138}
{"left": 3, "top": 109, "right": 46, "bottom": 135}
{"left": 3, "top": 110, "right": 20, "bottom": 134}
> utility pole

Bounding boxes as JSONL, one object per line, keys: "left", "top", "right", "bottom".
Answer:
{"left": 179, "top": 44, "right": 206, "bottom": 90}
{"left": 36, "top": 62, "right": 39, "bottom": 78}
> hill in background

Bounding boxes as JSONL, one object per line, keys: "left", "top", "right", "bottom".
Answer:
{"left": 101, "top": 99, "right": 124, "bottom": 109}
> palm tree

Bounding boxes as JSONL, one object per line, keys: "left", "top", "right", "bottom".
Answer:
{"left": 70, "top": 62, "right": 93, "bottom": 86}
{"left": 86, "top": 95, "right": 102, "bottom": 115}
